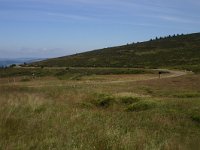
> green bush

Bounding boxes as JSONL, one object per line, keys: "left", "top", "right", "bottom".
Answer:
{"left": 119, "top": 96, "right": 140, "bottom": 105}
{"left": 126, "top": 100, "right": 156, "bottom": 112}
{"left": 191, "top": 114, "right": 200, "bottom": 123}
{"left": 20, "top": 78, "right": 31, "bottom": 82}
{"left": 78, "top": 102, "right": 94, "bottom": 109}
{"left": 92, "top": 94, "right": 115, "bottom": 108}
{"left": 173, "top": 92, "right": 200, "bottom": 98}
{"left": 190, "top": 110, "right": 200, "bottom": 123}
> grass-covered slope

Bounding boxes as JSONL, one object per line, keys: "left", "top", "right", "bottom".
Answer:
{"left": 33, "top": 33, "right": 200, "bottom": 72}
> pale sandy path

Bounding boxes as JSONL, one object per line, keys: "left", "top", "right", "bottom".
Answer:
{"left": 105, "top": 69, "right": 189, "bottom": 84}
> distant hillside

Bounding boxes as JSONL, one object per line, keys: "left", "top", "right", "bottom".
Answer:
{"left": 32, "top": 33, "right": 200, "bottom": 72}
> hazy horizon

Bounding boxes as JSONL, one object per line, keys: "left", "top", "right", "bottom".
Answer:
{"left": 1, "top": 0, "right": 200, "bottom": 58}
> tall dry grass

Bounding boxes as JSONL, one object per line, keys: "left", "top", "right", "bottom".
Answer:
{"left": 0, "top": 74, "right": 200, "bottom": 149}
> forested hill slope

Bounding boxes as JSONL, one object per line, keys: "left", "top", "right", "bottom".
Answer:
{"left": 32, "top": 33, "right": 200, "bottom": 72}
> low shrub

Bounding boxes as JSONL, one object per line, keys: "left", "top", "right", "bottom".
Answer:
{"left": 33, "top": 105, "right": 47, "bottom": 114}
{"left": 173, "top": 92, "right": 200, "bottom": 98}
{"left": 77, "top": 102, "right": 94, "bottom": 109}
{"left": 119, "top": 96, "right": 140, "bottom": 105}
{"left": 92, "top": 94, "right": 115, "bottom": 108}
{"left": 126, "top": 100, "right": 156, "bottom": 112}
{"left": 190, "top": 110, "right": 200, "bottom": 123}
{"left": 191, "top": 114, "right": 200, "bottom": 123}
{"left": 20, "top": 78, "right": 31, "bottom": 82}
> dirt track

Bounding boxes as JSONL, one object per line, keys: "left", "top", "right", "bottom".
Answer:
{"left": 0, "top": 68, "right": 190, "bottom": 88}
{"left": 21, "top": 69, "right": 190, "bottom": 88}
{"left": 94, "top": 69, "right": 189, "bottom": 84}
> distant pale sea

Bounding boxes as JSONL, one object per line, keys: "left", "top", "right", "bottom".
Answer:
{"left": 0, "top": 58, "right": 45, "bottom": 67}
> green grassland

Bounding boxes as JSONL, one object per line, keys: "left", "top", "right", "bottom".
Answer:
{"left": 0, "top": 67, "right": 200, "bottom": 149}
{"left": 1, "top": 33, "right": 200, "bottom": 149}
{"left": 31, "top": 33, "right": 200, "bottom": 73}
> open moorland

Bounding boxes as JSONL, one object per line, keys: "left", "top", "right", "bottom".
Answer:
{"left": 0, "top": 67, "right": 200, "bottom": 149}
{"left": 1, "top": 33, "right": 200, "bottom": 150}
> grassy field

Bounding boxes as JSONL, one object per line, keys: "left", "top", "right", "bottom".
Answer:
{"left": 0, "top": 68, "right": 200, "bottom": 149}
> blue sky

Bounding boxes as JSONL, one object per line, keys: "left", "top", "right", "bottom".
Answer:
{"left": 0, "top": 0, "right": 200, "bottom": 58}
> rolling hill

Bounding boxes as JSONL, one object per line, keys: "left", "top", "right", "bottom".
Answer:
{"left": 32, "top": 33, "right": 200, "bottom": 73}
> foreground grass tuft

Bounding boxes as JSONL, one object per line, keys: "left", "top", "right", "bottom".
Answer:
{"left": 191, "top": 114, "right": 200, "bottom": 123}
{"left": 190, "top": 109, "right": 200, "bottom": 123}
{"left": 91, "top": 94, "right": 115, "bottom": 108}
{"left": 119, "top": 96, "right": 141, "bottom": 105}
{"left": 173, "top": 92, "right": 200, "bottom": 98}
{"left": 126, "top": 100, "right": 157, "bottom": 112}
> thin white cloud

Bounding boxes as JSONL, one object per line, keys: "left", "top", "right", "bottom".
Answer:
{"left": 1, "top": 0, "right": 198, "bottom": 24}
{"left": 0, "top": 0, "right": 199, "bottom": 58}
{"left": 46, "top": 12, "right": 98, "bottom": 21}
{"left": 153, "top": 15, "right": 200, "bottom": 24}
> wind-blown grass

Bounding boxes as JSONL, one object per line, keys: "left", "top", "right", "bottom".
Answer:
{"left": 0, "top": 73, "right": 200, "bottom": 149}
